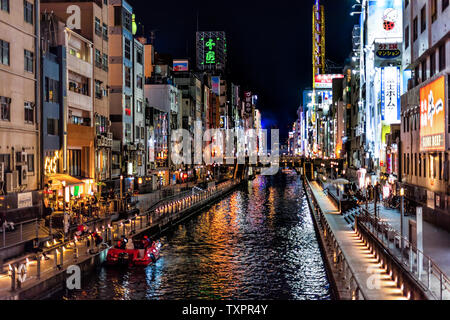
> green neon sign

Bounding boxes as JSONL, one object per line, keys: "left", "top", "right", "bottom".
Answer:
{"left": 205, "top": 38, "right": 216, "bottom": 64}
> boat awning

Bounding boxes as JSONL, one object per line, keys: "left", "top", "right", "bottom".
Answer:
{"left": 46, "top": 174, "right": 84, "bottom": 186}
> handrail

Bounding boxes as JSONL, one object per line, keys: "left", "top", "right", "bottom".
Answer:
{"left": 304, "top": 178, "right": 367, "bottom": 300}
{"left": 358, "top": 208, "right": 450, "bottom": 300}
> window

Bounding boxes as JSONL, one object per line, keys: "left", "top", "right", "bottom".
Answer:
{"left": 102, "top": 53, "right": 108, "bottom": 71}
{"left": 419, "top": 154, "right": 422, "bottom": 177}
{"left": 407, "top": 154, "right": 410, "bottom": 175}
{"left": 123, "top": 10, "right": 132, "bottom": 31}
{"left": 415, "top": 153, "right": 417, "bottom": 176}
{"left": 102, "top": 23, "right": 108, "bottom": 40}
{"left": 136, "top": 100, "right": 142, "bottom": 113}
{"left": 136, "top": 49, "right": 143, "bottom": 64}
{"left": 424, "top": 156, "right": 427, "bottom": 178}
{"left": 1, "top": 0, "right": 8, "bottom": 13}
{"left": 439, "top": 43, "right": 446, "bottom": 71}
{"left": 421, "top": 60, "right": 427, "bottom": 82}
{"left": 47, "top": 118, "right": 58, "bottom": 136}
{"left": 124, "top": 38, "right": 131, "bottom": 60}
{"left": 431, "top": 0, "right": 438, "bottom": 22}
{"left": 24, "top": 50, "right": 33, "bottom": 73}
{"left": 413, "top": 16, "right": 418, "bottom": 41}
{"left": 125, "top": 123, "right": 131, "bottom": 139}
{"left": 0, "top": 39, "right": 9, "bottom": 65}
{"left": 0, "top": 96, "right": 11, "bottom": 121}
{"left": 136, "top": 75, "right": 143, "bottom": 89}
{"left": 125, "top": 66, "right": 131, "bottom": 88}
{"left": 430, "top": 51, "right": 436, "bottom": 77}
{"left": 141, "top": 127, "right": 144, "bottom": 140}
{"left": 444, "top": 0, "right": 449, "bottom": 11}
{"left": 405, "top": 26, "right": 410, "bottom": 49}
{"left": 95, "top": 49, "right": 102, "bottom": 68}
{"left": 69, "top": 149, "right": 81, "bottom": 177}
{"left": 0, "top": 154, "right": 11, "bottom": 172}
{"left": 95, "top": 80, "right": 102, "bottom": 99}
{"left": 24, "top": 1, "right": 33, "bottom": 24}
{"left": 24, "top": 102, "right": 34, "bottom": 124}
{"left": 27, "top": 154, "right": 34, "bottom": 173}
{"left": 136, "top": 126, "right": 140, "bottom": 139}
{"left": 45, "top": 77, "right": 59, "bottom": 103}
{"left": 95, "top": 17, "right": 102, "bottom": 36}
{"left": 414, "top": 65, "right": 420, "bottom": 85}
{"left": 114, "top": 6, "right": 121, "bottom": 26}
{"left": 420, "top": 6, "right": 427, "bottom": 33}
{"left": 439, "top": 153, "right": 443, "bottom": 180}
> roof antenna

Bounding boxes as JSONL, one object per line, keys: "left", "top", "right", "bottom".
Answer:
{"left": 196, "top": 10, "right": 199, "bottom": 32}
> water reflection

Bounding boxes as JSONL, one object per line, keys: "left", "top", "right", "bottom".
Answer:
{"left": 57, "top": 173, "right": 331, "bottom": 300}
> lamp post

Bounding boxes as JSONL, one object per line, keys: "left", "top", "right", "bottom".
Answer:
{"left": 120, "top": 175, "right": 123, "bottom": 212}
{"left": 400, "top": 187, "right": 405, "bottom": 254}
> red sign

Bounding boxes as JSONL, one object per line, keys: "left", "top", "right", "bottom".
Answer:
{"left": 314, "top": 74, "right": 344, "bottom": 89}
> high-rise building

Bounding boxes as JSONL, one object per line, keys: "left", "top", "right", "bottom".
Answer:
{"left": 0, "top": 0, "right": 41, "bottom": 220}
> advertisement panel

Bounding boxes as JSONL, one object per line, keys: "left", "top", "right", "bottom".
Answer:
{"left": 375, "top": 42, "right": 402, "bottom": 66}
{"left": 367, "top": 0, "right": 403, "bottom": 44}
{"left": 244, "top": 91, "right": 252, "bottom": 116}
{"left": 211, "top": 76, "right": 220, "bottom": 96}
{"left": 381, "top": 66, "right": 400, "bottom": 124}
{"left": 173, "top": 60, "right": 189, "bottom": 72}
{"left": 314, "top": 74, "right": 344, "bottom": 89}
{"left": 420, "top": 76, "right": 446, "bottom": 152}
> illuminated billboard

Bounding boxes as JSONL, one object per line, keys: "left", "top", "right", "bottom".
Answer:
{"left": 211, "top": 76, "right": 220, "bottom": 96}
{"left": 420, "top": 76, "right": 446, "bottom": 152}
{"left": 196, "top": 31, "right": 227, "bottom": 71}
{"left": 173, "top": 60, "right": 189, "bottom": 72}
{"left": 314, "top": 74, "right": 344, "bottom": 89}
{"left": 381, "top": 66, "right": 400, "bottom": 124}
{"left": 367, "top": 0, "right": 403, "bottom": 44}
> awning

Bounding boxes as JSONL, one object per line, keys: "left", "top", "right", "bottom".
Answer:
{"left": 46, "top": 174, "right": 84, "bottom": 187}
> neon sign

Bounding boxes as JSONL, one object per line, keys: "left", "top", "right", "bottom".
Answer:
{"left": 205, "top": 38, "right": 216, "bottom": 64}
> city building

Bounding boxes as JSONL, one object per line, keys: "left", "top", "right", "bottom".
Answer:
{"left": 400, "top": 0, "right": 449, "bottom": 230}
{"left": 0, "top": 0, "right": 41, "bottom": 221}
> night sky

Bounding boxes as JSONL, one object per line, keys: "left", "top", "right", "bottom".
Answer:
{"left": 130, "top": 0, "right": 359, "bottom": 140}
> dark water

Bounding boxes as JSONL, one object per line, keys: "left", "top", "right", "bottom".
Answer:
{"left": 55, "top": 173, "right": 332, "bottom": 300}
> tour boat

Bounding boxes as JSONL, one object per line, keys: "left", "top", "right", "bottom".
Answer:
{"left": 106, "top": 237, "right": 161, "bottom": 267}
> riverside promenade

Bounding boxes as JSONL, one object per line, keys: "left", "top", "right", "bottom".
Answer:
{"left": 0, "top": 179, "right": 241, "bottom": 300}
{"left": 306, "top": 179, "right": 407, "bottom": 300}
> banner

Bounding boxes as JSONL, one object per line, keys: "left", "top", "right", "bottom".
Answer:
{"left": 17, "top": 192, "right": 33, "bottom": 209}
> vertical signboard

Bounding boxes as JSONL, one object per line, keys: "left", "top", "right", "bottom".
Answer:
{"left": 381, "top": 66, "right": 401, "bottom": 124}
{"left": 420, "top": 76, "right": 446, "bottom": 152}
{"left": 244, "top": 91, "right": 252, "bottom": 116}
{"left": 211, "top": 76, "right": 220, "bottom": 96}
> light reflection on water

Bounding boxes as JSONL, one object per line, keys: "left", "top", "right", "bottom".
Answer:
{"left": 57, "top": 173, "right": 331, "bottom": 300}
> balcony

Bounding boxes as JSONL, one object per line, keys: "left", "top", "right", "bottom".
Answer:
{"left": 68, "top": 91, "right": 93, "bottom": 113}
{"left": 67, "top": 54, "right": 93, "bottom": 79}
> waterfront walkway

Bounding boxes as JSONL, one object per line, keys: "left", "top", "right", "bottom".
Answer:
{"left": 375, "top": 204, "right": 450, "bottom": 279}
{"left": 309, "top": 181, "right": 407, "bottom": 300}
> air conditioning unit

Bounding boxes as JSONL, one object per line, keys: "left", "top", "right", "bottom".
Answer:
{"left": 5, "top": 172, "right": 13, "bottom": 193}
{"left": 12, "top": 170, "right": 19, "bottom": 190}
{"left": 20, "top": 165, "right": 28, "bottom": 185}
{"left": 0, "top": 162, "right": 4, "bottom": 182}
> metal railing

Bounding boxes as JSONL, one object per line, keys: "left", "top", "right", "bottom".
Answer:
{"left": 304, "top": 179, "right": 367, "bottom": 300}
{"left": 358, "top": 209, "right": 450, "bottom": 300}
{"left": 1, "top": 219, "right": 39, "bottom": 249}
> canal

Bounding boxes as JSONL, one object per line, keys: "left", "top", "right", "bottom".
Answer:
{"left": 54, "top": 172, "right": 332, "bottom": 300}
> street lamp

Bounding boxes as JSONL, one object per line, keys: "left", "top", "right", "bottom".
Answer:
{"left": 400, "top": 187, "right": 405, "bottom": 253}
